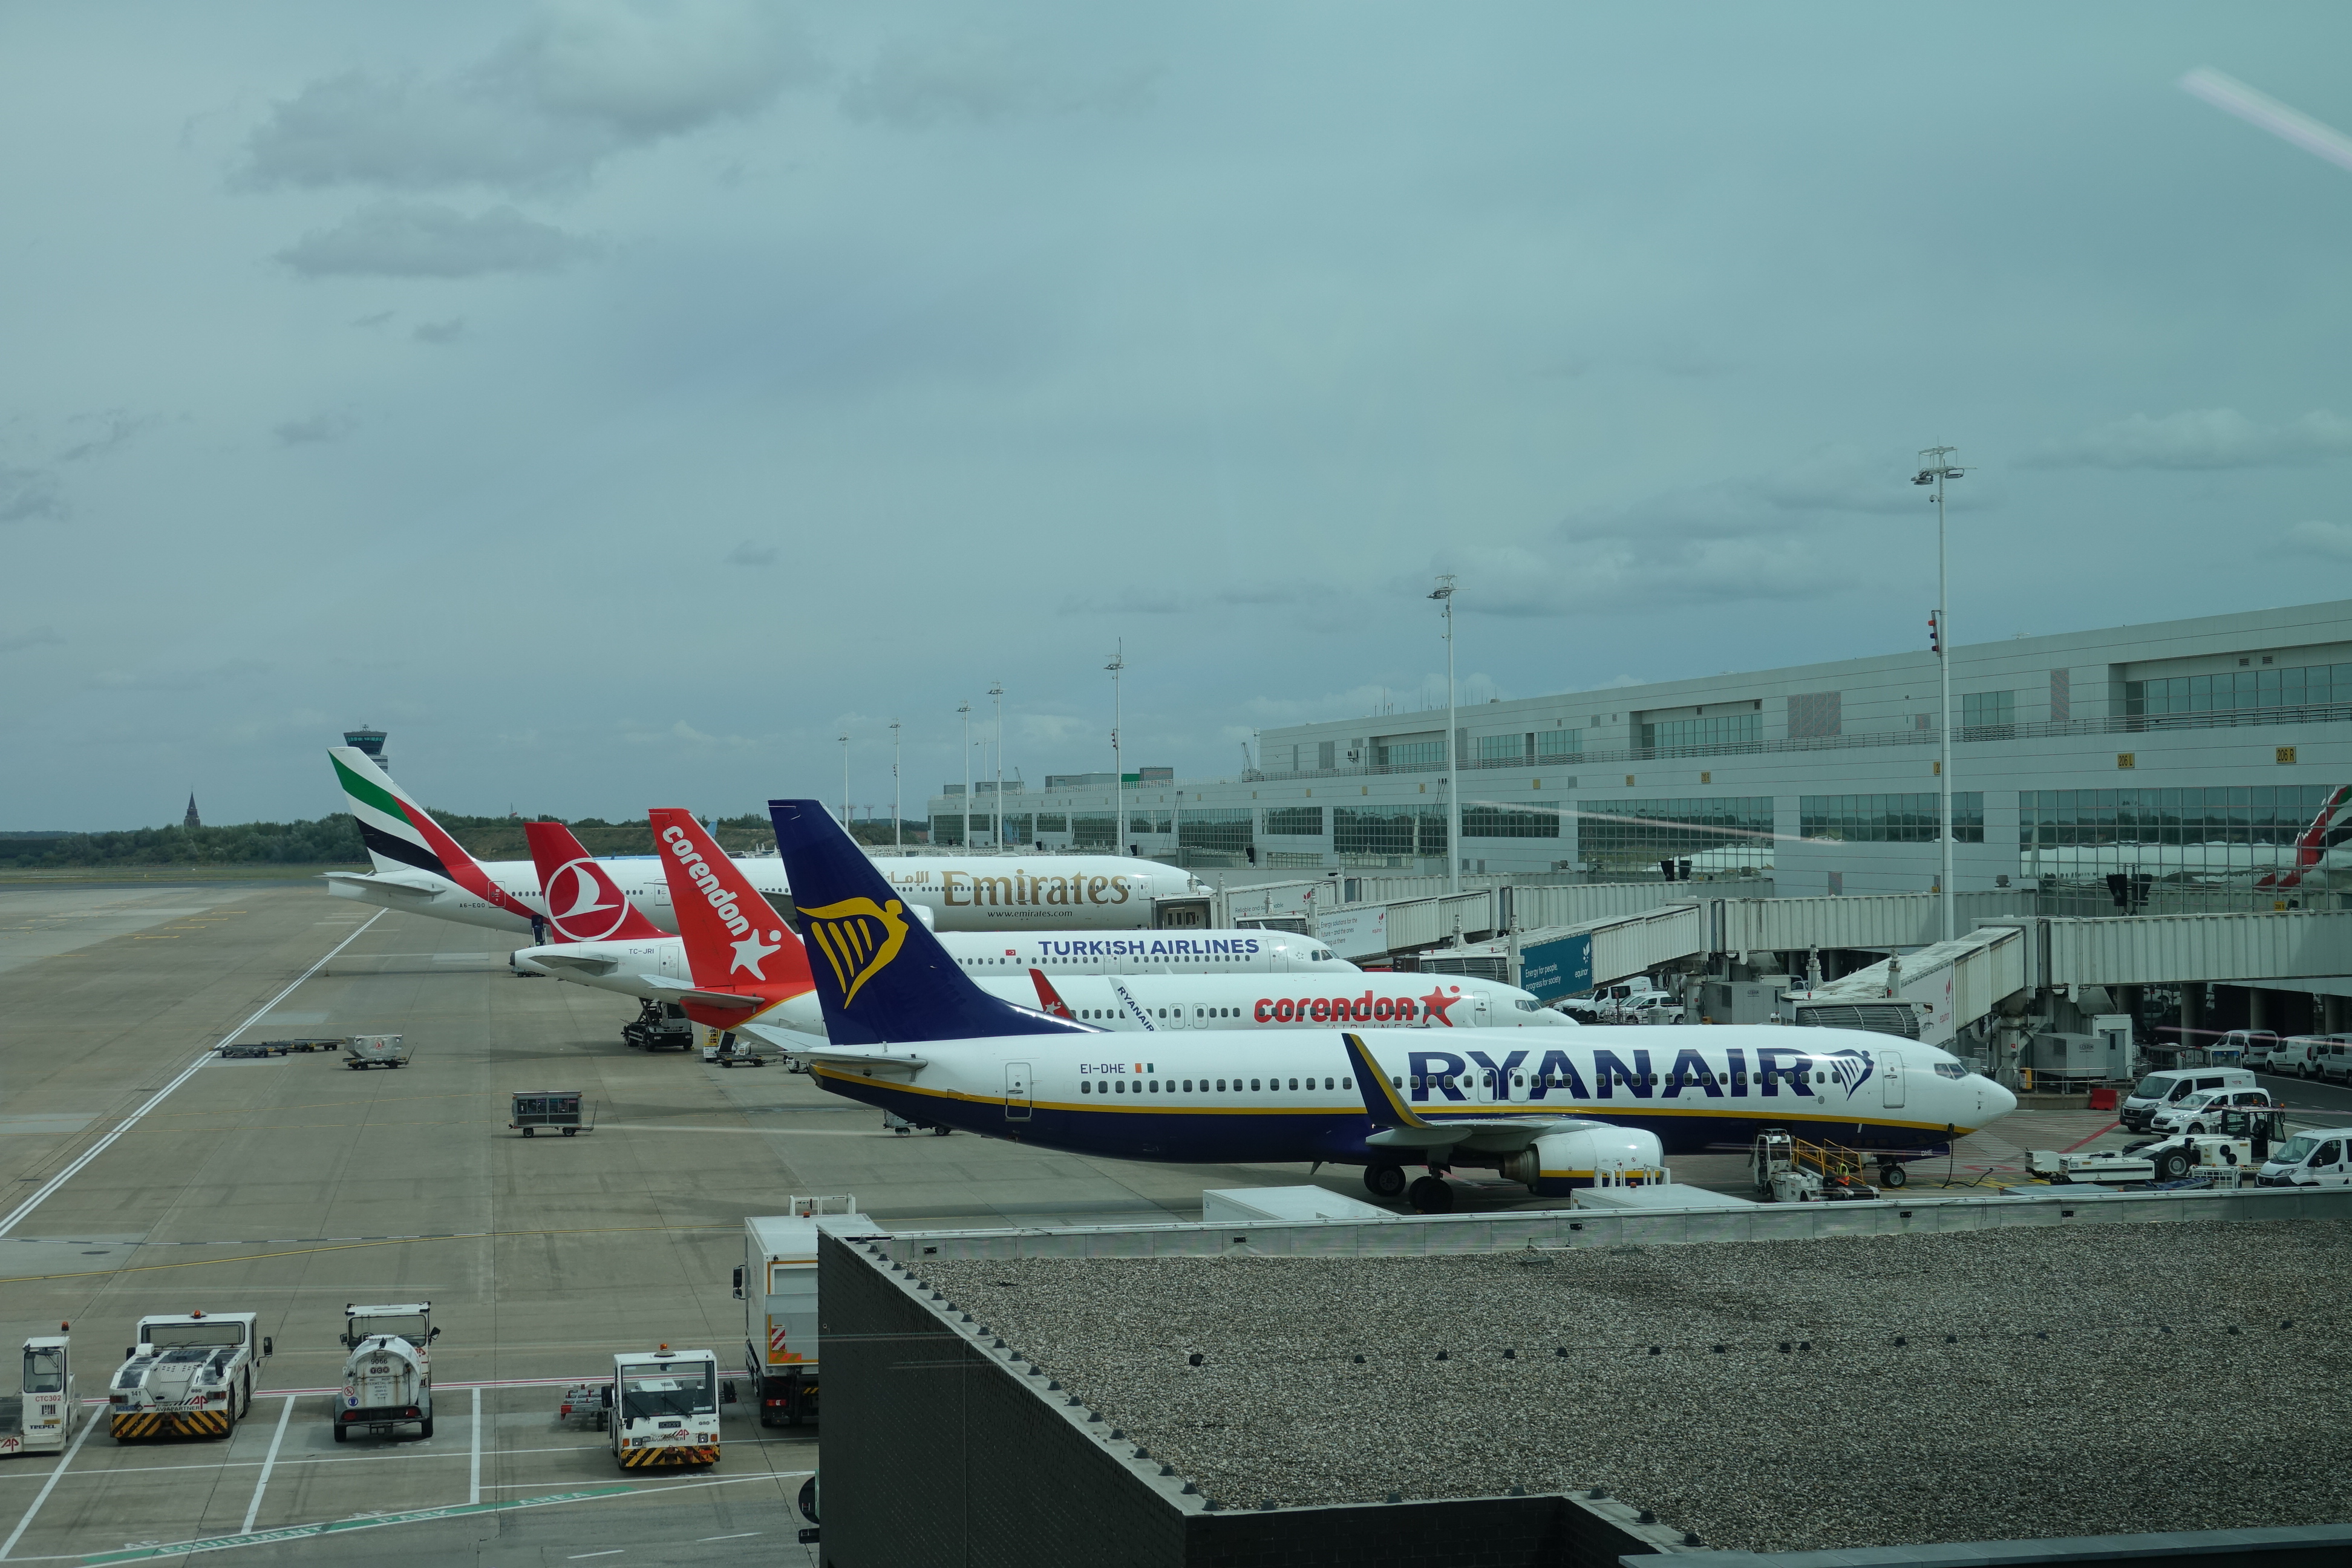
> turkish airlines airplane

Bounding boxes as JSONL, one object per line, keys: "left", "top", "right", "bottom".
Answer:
{"left": 543, "top": 813, "right": 1553, "bottom": 1045}
{"left": 760, "top": 797, "right": 2018, "bottom": 1211}
{"left": 324, "top": 746, "right": 1207, "bottom": 936}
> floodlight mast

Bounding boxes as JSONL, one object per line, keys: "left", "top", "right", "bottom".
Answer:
{"left": 1106, "top": 641, "right": 1126, "bottom": 857}
{"left": 1429, "top": 575, "right": 1459, "bottom": 897}
{"left": 990, "top": 681, "right": 1005, "bottom": 852}
{"left": 890, "top": 719, "right": 902, "bottom": 851}
{"left": 957, "top": 700, "right": 971, "bottom": 847}
{"left": 1913, "top": 446, "right": 1965, "bottom": 942}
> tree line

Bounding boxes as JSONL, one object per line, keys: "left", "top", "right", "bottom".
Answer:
{"left": 0, "top": 810, "right": 786, "bottom": 868}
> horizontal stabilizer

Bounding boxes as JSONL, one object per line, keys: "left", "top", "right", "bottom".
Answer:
{"left": 636, "top": 975, "right": 763, "bottom": 1009}
{"left": 321, "top": 870, "right": 443, "bottom": 897}
{"left": 523, "top": 951, "right": 619, "bottom": 976}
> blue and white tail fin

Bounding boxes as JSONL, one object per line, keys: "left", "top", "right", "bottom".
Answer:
{"left": 766, "top": 799, "right": 1088, "bottom": 1048}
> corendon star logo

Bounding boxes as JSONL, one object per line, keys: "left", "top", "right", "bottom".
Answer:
{"left": 732, "top": 929, "right": 786, "bottom": 979}
{"left": 547, "top": 858, "right": 633, "bottom": 941}
{"left": 1419, "top": 982, "right": 1463, "bottom": 1026}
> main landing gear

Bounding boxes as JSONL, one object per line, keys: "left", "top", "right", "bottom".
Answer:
{"left": 1362, "top": 1164, "right": 1406, "bottom": 1200}
{"left": 1876, "top": 1160, "right": 1909, "bottom": 1189}
{"left": 1405, "top": 1176, "right": 1455, "bottom": 1214}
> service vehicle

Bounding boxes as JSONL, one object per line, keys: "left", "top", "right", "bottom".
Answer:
{"left": 607, "top": 1346, "right": 720, "bottom": 1467}
{"left": 701, "top": 1031, "right": 768, "bottom": 1068}
{"left": 2257, "top": 1126, "right": 2352, "bottom": 1187}
{"left": 2269, "top": 1036, "right": 2331, "bottom": 1078}
{"left": 510, "top": 1091, "right": 593, "bottom": 1137}
{"left": 1750, "top": 1129, "right": 1881, "bottom": 1201}
{"left": 2321, "top": 1036, "right": 2352, "bottom": 1084}
{"left": 343, "top": 1034, "right": 410, "bottom": 1070}
{"left": 2120, "top": 1067, "right": 2258, "bottom": 1132}
{"left": 0, "top": 1333, "right": 76, "bottom": 1457}
{"left": 622, "top": 999, "right": 696, "bottom": 1051}
{"left": 2149, "top": 1086, "right": 2280, "bottom": 1135}
{"left": 2031, "top": 1111, "right": 2284, "bottom": 1185}
{"left": 108, "top": 1312, "right": 270, "bottom": 1440}
{"left": 333, "top": 1302, "right": 437, "bottom": 1442}
{"left": 736, "top": 1198, "right": 882, "bottom": 1427}
{"left": 2223, "top": 1030, "right": 2282, "bottom": 1068}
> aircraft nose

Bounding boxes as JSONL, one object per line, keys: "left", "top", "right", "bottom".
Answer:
{"left": 1983, "top": 1077, "right": 2019, "bottom": 1120}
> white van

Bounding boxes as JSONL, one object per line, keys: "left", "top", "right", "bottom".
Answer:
{"left": 2322, "top": 1037, "right": 2352, "bottom": 1084}
{"left": 2120, "top": 1067, "right": 2258, "bottom": 1133}
{"left": 2149, "top": 1086, "right": 2280, "bottom": 1135}
{"left": 2223, "top": 1030, "right": 2282, "bottom": 1067}
{"left": 2256, "top": 1127, "right": 2352, "bottom": 1188}
{"left": 2270, "top": 1036, "right": 2330, "bottom": 1078}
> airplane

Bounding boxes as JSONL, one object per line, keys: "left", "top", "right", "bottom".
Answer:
{"left": 551, "top": 811, "right": 1540, "bottom": 1044}
{"left": 322, "top": 746, "right": 1209, "bottom": 937}
{"left": 760, "top": 797, "right": 2018, "bottom": 1212}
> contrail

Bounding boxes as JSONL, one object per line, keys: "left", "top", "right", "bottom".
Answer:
{"left": 2181, "top": 67, "right": 2352, "bottom": 175}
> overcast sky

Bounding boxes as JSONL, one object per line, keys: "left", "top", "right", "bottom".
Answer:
{"left": 7, "top": 2, "right": 2352, "bottom": 829}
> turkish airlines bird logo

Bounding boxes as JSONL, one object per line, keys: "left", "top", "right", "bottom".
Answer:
{"left": 547, "top": 858, "right": 632, "bottom": 941}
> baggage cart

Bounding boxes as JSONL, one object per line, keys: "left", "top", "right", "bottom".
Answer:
{"left": 510, "top": 1091, "right": 594, "bottom": 1137}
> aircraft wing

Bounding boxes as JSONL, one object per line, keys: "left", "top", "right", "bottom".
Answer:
{"left": 636, "top": 975, "right": 763, "bottom": 1010}
{"left": 526, "top": 952, "right": 619, "bottom": 977}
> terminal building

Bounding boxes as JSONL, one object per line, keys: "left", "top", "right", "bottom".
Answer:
{"left": 927, "top": 599, "right": 2352, "bottom": 912}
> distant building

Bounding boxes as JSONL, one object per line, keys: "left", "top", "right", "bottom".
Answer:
{"left": 343, "top": 724, "right": 390, "bottom": 776}
{"left": 183, "top": 794, "right": 201, "bottom": 831}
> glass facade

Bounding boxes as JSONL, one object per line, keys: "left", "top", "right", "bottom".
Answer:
{"left": 1536, "top": 730, "right": 1581, "bottom": 759}
{"left": 1001, "top": 814, "right": 1033, "bottom": 843}
{"left": 1070, "top": 812, "right": 1116, "bottom": 848}
{"left": 2019, "top": 786, "right": 2338, "bottom": 884}
{"left": 1376, "top": 740, "right": 1445, "bottom": 768}
{"left": 1800, "top": 792, "right": 1984, "bottom": 843}
{"left": 1462, "top": 802, "right": 1561, "bottom": 839}
{"left": 1475, "top": 734, "right": 1524, "bottom": 762}
{"left": 1179, "top": 808, "right": 1253, "bottom": 854}
{"left": 1035, "top": 812, "right": 1068, "bottom": 833}
{"left": 1334, "top": 806, "right": 1449, "bottom": 858}
{"left": 1264, "top": 806, "right": 1324, "bottom": 836}
{"left": 1126, "top": 811, "right": 1172, "bottom": 835}
{"left": 1639, "top": 713, "right": 1762, "bottom": 753}
{"left": 2126, "top": 662, "right": 2352, "bottom": 717}
{"left": 932, "top": 812, "right": 964, "bottom": 846}
{"left": 1961, "top": 690, "right": 2014, "bottom": 732}
{"left": 1581, "top": 797, "right": 1774, "bottom": 872}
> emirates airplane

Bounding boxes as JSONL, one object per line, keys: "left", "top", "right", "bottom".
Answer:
{"left": 759, "top": 797, "right": 2017, "bottom": 1212}
{"left": 323, "top": 746, "right": 1207, "bottom": 936}
{"left": 534, "top": 814, "right": 1564, "bottom": 1042}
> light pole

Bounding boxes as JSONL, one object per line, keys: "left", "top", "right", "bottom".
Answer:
{"left": 1429, "top": 575, "right": 1459, "bottom": 895}
{"left": 1106, "top": 641, "right": 1126, "bottom": 856}
{"left": 957, "top": 699, "right": 971, "bottom": 849}
{"left": 838, "top": 731, "right": 850, "bottom": 831}
{"left": 1913, "top": 446, "right": 1965, "bottom": 942}
{"left": 990, "top": 679, "right": 1004, "bottom": 852}
{"left": 889, "top": 719, "right": 902, "bottom": 852}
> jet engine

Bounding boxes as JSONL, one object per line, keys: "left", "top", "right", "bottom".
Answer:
{"left": 1498, "top": 1125, "right": 1667, "bottom": 1195}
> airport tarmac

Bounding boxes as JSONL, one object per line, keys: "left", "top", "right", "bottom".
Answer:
{"left": 2, "top": 877, "right": 2307, "bottom": 1562}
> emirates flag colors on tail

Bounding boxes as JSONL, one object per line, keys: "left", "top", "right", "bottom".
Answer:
{"left": 525, "top": 822, "right": 666, "bottom": 943}
{"left": 328, "top": 746, "right": 537, "bottom": 927}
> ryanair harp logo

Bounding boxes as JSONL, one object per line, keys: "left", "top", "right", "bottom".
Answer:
{"left": 797, "top": 897, "right": 910, "bottom": 1007}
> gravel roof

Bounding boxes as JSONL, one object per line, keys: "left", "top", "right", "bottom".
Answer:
{"left": 921, "top": 1220, "right": 2352, "bottom": 1553}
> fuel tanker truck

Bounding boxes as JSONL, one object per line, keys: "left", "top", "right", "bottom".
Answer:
{"left": 333, "top": 1302, "right": 439, "bottom": 1442}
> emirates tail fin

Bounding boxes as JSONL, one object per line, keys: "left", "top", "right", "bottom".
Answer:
{"left": 523, "top": 822, "right": 665, "bottom": 942}
{"left": 2258, "top": 783, "right": 2352, "bottom": 889}
{"left": 328, "top": 746, "right": 534, "bottom": 921}
{"left": 649, "top": 809, "right": 812, "bottom": 996}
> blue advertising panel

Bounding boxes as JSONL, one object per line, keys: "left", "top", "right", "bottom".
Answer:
{"left": 1518, "top": 933, "right": 1593, "bottom": 1001}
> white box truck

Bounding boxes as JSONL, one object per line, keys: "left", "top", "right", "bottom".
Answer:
{"left": 0, "top": 1334, "right": 77, "bottom": 1457}
{"left": 734, "top": 1197, "right": 883, "bottom": 1428}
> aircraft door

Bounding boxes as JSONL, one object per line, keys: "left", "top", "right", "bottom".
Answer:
{"left": 1880, "top": 1051, "right": 1905, "bottom": 1108}
{"left": 1472, "top": 995, "right": 1491, "bottom": 1028}
{"left": 1004, "top": 1062, "right": 1032, "bottom": 1121}
{"left": 1476, "top": 1066, "right": 1501, "bottom": 1103}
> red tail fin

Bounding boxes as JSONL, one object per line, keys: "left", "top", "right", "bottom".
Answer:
{"left": 2258, "top": 783, "right": 2352, "bottom": 890}
{"left": 648, "top": 808, "right": 812, "bottom": 996}
{"left": 524, "top": 822, "right": 665, "bottom": 942}
{"left": 1028, "top": 968, "right": 1075, "bottom": 1019}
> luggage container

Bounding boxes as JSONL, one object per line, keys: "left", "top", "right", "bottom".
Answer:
{"left": 510, "top": 1091, "right": 595, "bottom": 1137}
{"left": 343, "top": 1034, "right": 410, "bottom": 1070}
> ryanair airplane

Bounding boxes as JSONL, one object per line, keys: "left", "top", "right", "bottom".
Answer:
{"left": 763, "top": 799, "right": 2019, "bottom": 1210}
{"left": 323, "top": 746, "right": 1206, "bottom": 936}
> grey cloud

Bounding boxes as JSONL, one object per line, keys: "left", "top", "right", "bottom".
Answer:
{"left": 724, "top": 540, "right": 777, "bottom": 567}
{"left": 411, "top": 317, "right": 466, "bottom": 344}
{"left": 278, "top": 202, "right": 592, "bottom": 278}
{"left": 57, "top": 410, "right": 154, "bottom": 463}
{"left": 244, "top": 1, "right": 819, "bottom": 192}
{"left": 2022, "top": 408, "right": 2352, "bottom": 470}
{"left": 273, "top": 411, "right": 358, "bottom": 445}
{"left": 0, "top": 625, "right": 63, "bottom": 653}
{"left": 0, "top": 465, "right": 65, "bottom": 523}
{"left": 2285, "top": 520, "right": 2352, "bottom": 559}
{"left": 842, "top": 33, "right": 1154, "bottom": 128}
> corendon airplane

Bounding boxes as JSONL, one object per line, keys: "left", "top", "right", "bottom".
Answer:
{"left": 563, "top": 812, "right": 1559, "bottom": 1045}
{"left": 762, "top": 799, "right": 2019, "bottom": 1212}
{"left": 322, "top": 746, "right": 1207, "bottom": 938}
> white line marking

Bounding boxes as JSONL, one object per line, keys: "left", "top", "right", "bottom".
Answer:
{"left": 568, "top": 1554, "right": 622, "bottom": 1561}
{"left": 238, "top": 1396, "right": 296, "bottom": 1534}
{"left": 697, "top": 1532, "right": 761, "bottom": 1541}
{"left": 0, "top": 910, "right": 386, "bottom": 1236}
{"left": 468, "top": 1386, "right": 482, "bottom": 1506}
{"left": 0, "top": 1399, "right": 98, "bottom": 1560}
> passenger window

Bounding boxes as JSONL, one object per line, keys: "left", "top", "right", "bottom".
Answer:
{"left": 1251, "top": 1078, "right": 1262, "bottom": 1091}
{"left": 1342, "top": 1077, "right": 1351, "bottom": 1089}
{"left": 1148, "top": 1080, "right": 1157, "bottom": 1092}
{"left": 1115, "top": 1080, "right": 1126, "bottom": 1094}
{"left": 1324, "top": 1077, "right": 1333, "bottom": 1089}
{"left": 1182, "top": 1079, "right": 1192, "bottom": 1091}
{"left": 1289, "top": 1077, "right": 1299, "bottom": 1091}
{"left": 1081, "top": 1081, "right": 1091, "bottom": 1094}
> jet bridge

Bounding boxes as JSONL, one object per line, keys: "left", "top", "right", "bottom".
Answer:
{"left": 1779, "top": 924, "right": 2030, "bottom": 1047}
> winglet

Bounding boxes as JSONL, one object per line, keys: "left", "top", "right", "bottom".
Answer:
{"left": 1345, "top": 1033, "right": 1429, "bottom": 1129}
{"left": 1028, "top": 969, "right": 1074, "bottom": 1019}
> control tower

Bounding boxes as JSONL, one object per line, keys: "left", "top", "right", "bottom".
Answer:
{"left": 343, "top": 725, "right": 389, "bottom": 777}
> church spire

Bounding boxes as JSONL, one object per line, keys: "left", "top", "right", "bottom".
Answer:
{"left": 184, "top": 793, "right": 201, "bottom": 831}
